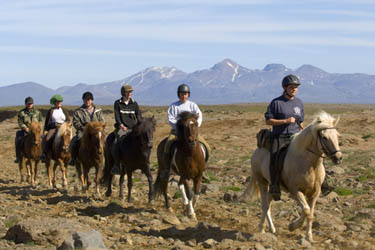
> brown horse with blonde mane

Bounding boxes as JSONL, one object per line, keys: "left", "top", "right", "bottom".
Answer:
{"left": 242, "top": 111, "right": 342, "bottom": 242}
{"left": 45, "top": 122, "right": 73, "bottom": 188}
{"left": 75, "top": 121, "right": 106, "bottom": 194}
{"left": 19, "top": 122, "right": 43, "bottom": 186}
{"left": 154, "top": 112, "right": 206, "bottom": 220}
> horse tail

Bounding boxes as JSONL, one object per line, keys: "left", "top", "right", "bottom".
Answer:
{"left": 153, "top": 172, "right": 168, "bottom": 200}
{"left": 240, "top": 168, "right": 260, "bottom": 202}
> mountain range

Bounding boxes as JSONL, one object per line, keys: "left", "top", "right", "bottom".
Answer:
{"left": 1, "top": 58, "right": 374, "bottom": 106}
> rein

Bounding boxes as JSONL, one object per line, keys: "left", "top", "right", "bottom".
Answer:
{"left": 307, "top": 127, "right": 340, "bottom": 158}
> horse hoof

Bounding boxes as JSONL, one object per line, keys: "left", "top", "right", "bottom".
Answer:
{"left": 105, "top": 191, "right": 111, "bottom": 197}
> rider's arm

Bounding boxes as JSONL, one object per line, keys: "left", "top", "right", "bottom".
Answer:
{"left": 167, "top": 105, "right": 177, "bottom": 130}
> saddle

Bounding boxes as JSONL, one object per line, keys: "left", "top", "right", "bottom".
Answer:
{"left": 256, "top": 129, "right": 272, "bottom": 151}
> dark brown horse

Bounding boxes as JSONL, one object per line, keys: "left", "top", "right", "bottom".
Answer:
{"left": 102, "top": 116, "right": 156, "bottom": 203}
{"left": 45, "top": 122, "right": 73, "bottom": 188}
{"left": 19, "top": 122, "right": 43, "bottom": 186}
{"left": 154, "top": 112, "right": 206, "bottom": 220}
{"left": 75, "top": 122, "right": 106, "bottom": 194}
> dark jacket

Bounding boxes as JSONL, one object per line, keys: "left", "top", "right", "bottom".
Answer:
{"left": 44, "top": 107, "right": 71, "bottom": 131}
{"left": 73, "top": 104, "right": 104, "bottom": 137}
{"left": 17, "top": 107, "right": 43, "bottom": 131}
{"left": 114, "top": 98, "right": 141, "bottom": 130}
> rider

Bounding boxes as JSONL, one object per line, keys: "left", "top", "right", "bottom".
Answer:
{"left": 15, "top": 97, "right": 43, "bottom": 163}
{"left": 160, "top": 83, "right": 211, "bottom": 181}
{"left": 111, "top": 84, "right": 141, "bottom": 175}
{"left": 265, "top": 74, "right": 304, "bottom": 201}
{"left": 69, "top": 91, "right": 105, "bottom": 166}
{"left": 42, "top": 94, "right": 71, "bottom": 161}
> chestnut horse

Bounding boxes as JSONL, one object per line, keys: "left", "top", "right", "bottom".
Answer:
{"left": 75, "top": 122, "right": 106, "bottom": 194}
{"left": 45, "top": 122, "right": 73, "bottom": 188}
{"left": 241, "top": 111, "right": 342, "bottom": 242}
{"left": 19, "top": 122, "right": 42, "bottom": 186}
{"left": 154, "top": 112, "right": 206, "bottom": 220}
{"left": 102, "top": 116, "right": 156, "bottom": 203}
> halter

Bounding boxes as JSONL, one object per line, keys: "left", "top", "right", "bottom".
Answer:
{"left": 308, "top": 127, "right": 340, "bottom": 158}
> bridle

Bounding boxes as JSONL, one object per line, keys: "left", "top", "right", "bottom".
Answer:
{"left": 307, "top": 127, "right": 341, "bottom": 158}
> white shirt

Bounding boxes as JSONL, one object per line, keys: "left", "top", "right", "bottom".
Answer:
{"left": 168, "top": 100, "right": 202, "bottom": 130}
{"left": 51, "top": 108, "right": 66, "bottom": 124}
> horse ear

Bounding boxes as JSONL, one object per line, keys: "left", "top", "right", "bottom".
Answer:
{"left": 334, "top": 115, "right": 340, "bottom": 127}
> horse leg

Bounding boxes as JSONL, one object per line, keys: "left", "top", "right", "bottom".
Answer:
{"left": 46, "top": 158, "right": 53, "bottom": 187}
{"left": 192, "top": 175, "right": 202, "bottom": 208}
{"left": 83, "top": 167, "right": 90, "bottom": 192}
{"left": 305, "top": 191, "right": 320, "bottom": 242}
{"left": 75, "top": 162, "right": 85, "bottom": 191}
{"left": 126, "top": 170, "right": 133, "bottom": 203}
{"left": 59, "top": 159, "right": 68, "bottom": 188}
{"left": 94, "top": 164, "right": 101, "bottom": 195}
{"left": 182, "top": 179, "right": 196, "bottom": 220}
{"left": 105, "top": 172, "right": 113, "bottom": 197}
{"left": 178, "top": 178, "right": 189, "bottom": 212}
{"left": 26, "top": 159, "right": 32, "bottom": 184}
{"left": 29, "top": 160, "right": 35, "bottom": 186}
{"left": 289, "top": 191, "right": 310, "bottom": 233}
{"left": 119, "top": 171, "right": 125, "bottom": 199}
{"left": 259, "top": 184, "right": 276, "bottom": 234}
{"left": 34, "top": 160, "right": 39, "bottom": 186}
{"left": 53, "top": 162, "right": 58, "bottom": 188}
{"left": 144, "top": 167, "right": 154, "bottom": 204}
{"left": 19, "top": 158, "right": 25, "bottom": 183}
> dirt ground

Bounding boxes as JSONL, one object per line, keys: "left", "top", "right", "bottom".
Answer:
{"left": 0, "top": 103, "right": 375, "bottom": 249}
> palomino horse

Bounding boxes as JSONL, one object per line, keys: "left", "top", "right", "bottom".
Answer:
{"left": 19, "top": 122, "right": 43, "bottom": 186}
{"left": 242, "top": 111, "right": 342, "bottom": 242}
{"left": 75, "top": 122, "right": 106, "bottom": 194}
{"left": 45, "top": 122, "right": 73, "bottom": 188}
{"left": 154, "top": 112, "right": 206, "bottom": 220}
{"left": 102, "top": 116, "right": 156, "bottom": 203}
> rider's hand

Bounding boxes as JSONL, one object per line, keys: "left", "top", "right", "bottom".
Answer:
{"left": 25, "top": 128, "right": 29, "bottom": 133}
{"left": 120, "top": 124, "right": 128, "bottom": 131}
{"left": 287, "top": 117, "right": 296, "bottom": 124}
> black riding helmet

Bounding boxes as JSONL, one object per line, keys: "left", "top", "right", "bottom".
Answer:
{"left": 82, "top": 91, "right": 94, "bottom": 100}
{"left": 282, "top": 74, "right": 300, "bottom": 88}
{"left": 25, "top": 96, "right": 34, "bottom": 104}
{"left": 177, "top": 84, "right": 190, "bottom": 97}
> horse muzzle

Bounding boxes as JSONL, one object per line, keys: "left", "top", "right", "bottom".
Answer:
{"left": 330, "top": 151, "right": 343, "bottom": 165}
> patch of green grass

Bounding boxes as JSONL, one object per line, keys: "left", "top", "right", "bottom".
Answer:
{"left": 367, "top": 203, "right": 375, "bottom": 209}
{"left": 25, "top": 241, "right": 35, "bottom": 247}
{"left": 132, "top": 177, "right": 141, "bottom": 183}
{"left": 220, "top": 186, "right": 241, "bottom": 192}
{"left": 109, "top": 199, "right": 122, "bottom": 206}
{"left": 4, "top": 216, "right": 20, "bottom": 228}
{"left": 173, "top": 190, "right": 182, "bottom": 199}
{"left": 205, "top": 171, "right": 219, "bottom": 182}
{"left": 362, "top": 133, "right": 375, "bottom": 140}
{"left": 0, "top": 135, "right": 11, "bottom": 141}
{"left": 333, "top": 186, "right": 353, "bottom": 196}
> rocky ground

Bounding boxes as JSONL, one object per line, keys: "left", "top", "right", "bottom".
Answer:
{"left": 0, "top": 103, "right": 375, "bottom": 250}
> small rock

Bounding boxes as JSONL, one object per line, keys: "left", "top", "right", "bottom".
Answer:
{"left": 202, "top": 238, "right": 217, "bottom": 248}
{"left": 162, "top": 214, "right": 181, "bottom": 225}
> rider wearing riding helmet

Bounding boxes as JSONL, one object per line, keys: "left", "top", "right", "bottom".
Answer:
{"left": 111, "top": 84, "right": 142, "bottom": 175}
{"left": 14, "top": 97, "right": 43, "bottom": 163}
{"left": 69, "top": 91, "right": 105, "bottom": 166}
{"left": 160, "top": 83, "right": 211, "bottom": 181}
{"left": 265, "top": 74, "right": 304, "bottom": 201}
{"left": 42, "top": 94, "right": 71, "bottom": 161}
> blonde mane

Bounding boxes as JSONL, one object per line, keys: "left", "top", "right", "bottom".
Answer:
{"left": 290, "top": 111, "right": 339, "bottom": 154}
{"left": 54, "top": 122, "right": 72, "bottom": 148}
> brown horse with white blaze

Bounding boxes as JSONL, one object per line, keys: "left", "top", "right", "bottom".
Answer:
{"left": 45, "top": 122, "right": 73, "bottom": 188}
{"left": 241, "top": 111, "right": 342, "bottom": 242}
{"left": 75, "top": 122, "right": 106, "bottom": 194}
{"left": 19, "top": 122, "right": 43, "bottom": 186}
{"left": 154, "top": 112, "right": 206, "bottom": 220}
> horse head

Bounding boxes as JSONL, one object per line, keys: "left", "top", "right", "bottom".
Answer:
{"left": 177, "top": 112, "right": 199, "bottom": 149}
{"left": 133, "top": 116, "right": 156, "bottom": 155}
{"left": 29, "top": 122, "right": 42, "bottom": 146}
{"left": 57, "top": 122, "right": 73, "bottom": 153}
{"left": 83, "top": 122, "right": 106, "bottom": 155}
{"left": 312, "top": 112, "right": 343, "bottom": 164}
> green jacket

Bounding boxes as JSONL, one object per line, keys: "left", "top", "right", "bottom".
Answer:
{"left": 17, "top": 107, "right": 43, "bottom": 130}
{"left": 73, "top": 104, "right": 105, "bottom": 137}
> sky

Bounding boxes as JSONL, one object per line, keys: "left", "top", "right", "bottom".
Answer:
{"left": 0, "top": 0, "right": 375, "bottom": 89}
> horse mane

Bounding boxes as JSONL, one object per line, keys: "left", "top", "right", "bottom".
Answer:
{"left": 29, "top": 122, "right": 41, "bottom": 134}
{"left": 54, "top": 122, "right": 72, "bottom": 148}
{"left": 132, "top": 117, "right": 156, "bottom": 136}
{"left": 81, "top": 122, "right": 105, "bottom": 147}
{"left": 291, "top": 111, "right": 338, "bottom": 153}
{"left": 176, "top": 112, "right": 197, "bottom": 139}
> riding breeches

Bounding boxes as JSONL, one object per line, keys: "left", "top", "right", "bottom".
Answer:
{"left": 15, "top": 130, "right": 27, "bottom": 159}
{"left": 269, "top": 135, "right": 292, "bottom": 187}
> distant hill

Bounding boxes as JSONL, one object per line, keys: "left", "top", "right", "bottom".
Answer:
{"left": 1, "top": 58, "right": 374, "bottom": 106}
